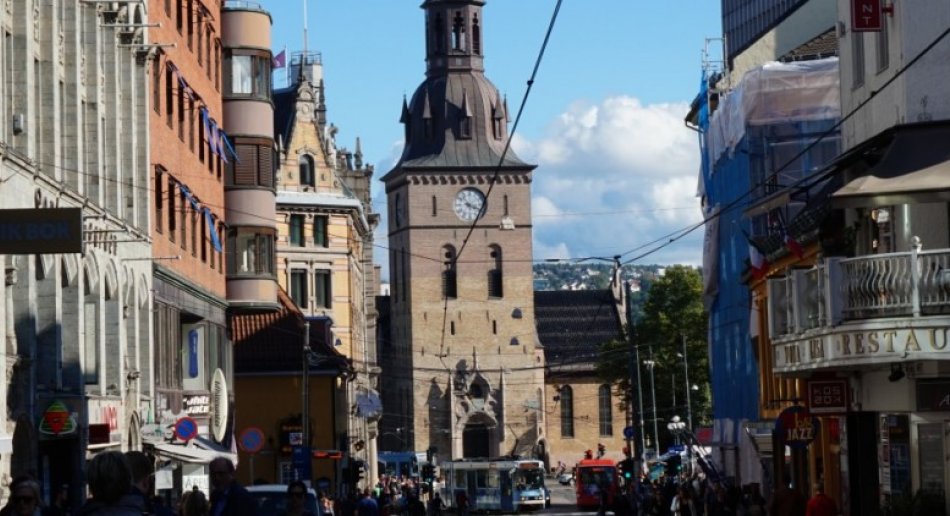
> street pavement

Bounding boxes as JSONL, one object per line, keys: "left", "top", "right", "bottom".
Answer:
{"left": 542, "top": 481, "right": 615, "bottom": 516}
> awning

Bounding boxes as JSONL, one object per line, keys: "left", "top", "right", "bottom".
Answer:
{"left": 145, "top": 436, "right": 237, "bottom": 465}
{"left": 832, "top": 122, "right": 950, "bottom": 208}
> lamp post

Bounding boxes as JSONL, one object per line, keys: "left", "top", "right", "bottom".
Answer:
{"left": 666, "top": 415, "right": 688, "bottom": 474}
{"left": 679, "top": 334, "right": 694, "bottom": 430}
{"left": 644, "top": 349, "right": 660, "bottom": 459}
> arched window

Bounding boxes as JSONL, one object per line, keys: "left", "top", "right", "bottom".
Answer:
{"left": 599, "top": 385, "right": 613, "bottom": 437}
{"left": 434, "top": 13, "right": 445, "bottom": 53}
{"left": 452, "top": 11, "right": 466, "bottom": 51}
{"left": 299, "top": 154, "right": 315, "bottom": 186}
{"left": 442, "top": 245, "right": 457, "bottom": 299}
{"left": 472, "top": 15, "right": 481, "bottom": 55}
{"left": 560, "top": 386, "right": 574, "bottom": 438}
{"left": 487, "top": 245, "right": 502, "bottom": 298}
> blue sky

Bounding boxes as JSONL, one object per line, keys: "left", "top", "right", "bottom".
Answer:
{"left": 261, "top": 0, "right": 723, "bottom": 279}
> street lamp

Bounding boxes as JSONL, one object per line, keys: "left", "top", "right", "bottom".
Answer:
{"left": 667, "top": 415, "right": 689, "bottom": 474}
{"left": 677, "top": 334, "right": 694, "bottom": 431}
{"left": 643, "top": 351, "right": 660, "bottom": 459}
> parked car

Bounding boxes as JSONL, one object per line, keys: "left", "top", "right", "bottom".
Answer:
{"left": 247, "top": 484, "right": 322, "bottom": 516}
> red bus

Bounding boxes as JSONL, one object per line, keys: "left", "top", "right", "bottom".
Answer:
{"left": 574, "top": 459, "right": 619, "bottom": 510}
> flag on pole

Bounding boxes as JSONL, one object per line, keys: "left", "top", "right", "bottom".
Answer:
{"left": 273, "top": 49, "right": 287, "bottom": 69}
{"left": 783, "top": 229, "right": 805, "bottom": 258}
{"left": 742, "top": 229, "right": 770, "bottom": 280}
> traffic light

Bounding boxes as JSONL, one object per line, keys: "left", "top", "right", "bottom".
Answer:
{"left": 356, "top": 461, "right": 366, "bottom": 482}
{"left": 619, "top": 459, "right": 634, "bottom": 480}
{"left": 422, "top": 464, "right": 435, "bottom": 482}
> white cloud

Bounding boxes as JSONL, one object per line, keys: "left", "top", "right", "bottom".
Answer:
{"left": 528, "top": 95, "right": 705, "bottom": 266}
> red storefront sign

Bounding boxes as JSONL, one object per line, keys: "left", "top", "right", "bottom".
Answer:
{"left": 807, "top": 379, "right": 849, "bottom": 414}
{"left": 852, "top": 0, "right": 882, "bottom": 32}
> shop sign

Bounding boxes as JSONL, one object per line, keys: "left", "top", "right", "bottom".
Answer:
{"left": 915, "top": 379, "right": 950, "bottom": 412}
{"left": 279, "top": 419, "right": 304, "bottom": 455}
{"left": 87, "top": 399, "right": 122, "bottom": 444}
{"left": 807, "top": 379, "right": 849, "bottom": 414}
{"left": 0, "top": 208, "right": 83, "bottom": 254}
{"left": 774, "top": 322, "right": 950, "bottom": 371}
{"left": 775, "top": 405, "right": 819, "bottom": 449}
{"left": 210, "top": 369, "right": 229, "bottom": 442}
{"left": 39, "top": 400, "right": 77, "bottom": 437}
{"left": 852, "top": 0, "right": 882, "bottom": 32}
{"left": 183, "top": 394, "right": 210, "bottom": 416}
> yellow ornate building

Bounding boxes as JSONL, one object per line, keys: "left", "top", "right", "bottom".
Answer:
{"left": 272, "top": 53, "right": 381, "bottom": 486}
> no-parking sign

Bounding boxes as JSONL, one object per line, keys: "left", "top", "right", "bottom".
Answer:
{"left": 239, "top": 427, "right": 265, "bottom": 454}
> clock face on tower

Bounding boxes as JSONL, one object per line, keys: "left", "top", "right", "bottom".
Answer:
{"left": 454, "top": 188, "right": 486, "bottom": 221}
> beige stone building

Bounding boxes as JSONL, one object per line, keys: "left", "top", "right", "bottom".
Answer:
{"left": 379, "top": 0, "right": 545, "bottom": 461}
{"left": 272, "top": 52, "right": 380, "bottom": 486}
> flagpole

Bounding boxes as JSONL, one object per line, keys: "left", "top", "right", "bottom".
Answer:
{"left": 285, "top": 45, "right": 289, "bottom": 88}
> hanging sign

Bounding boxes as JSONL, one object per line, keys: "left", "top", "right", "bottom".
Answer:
{"left": 210, "top": 368, "right": 229, "bottom": 442}
{"left": 775, "top": 405, "right": 819, "bottom": 449}
{"left": 39, "top": 400, "right": 77, "bottom": 436}
{"left": 852, "top": 0, "right": 882, "bottom": 32}
{"left": 807, "top": 379, "right": 849, "bottom": 414}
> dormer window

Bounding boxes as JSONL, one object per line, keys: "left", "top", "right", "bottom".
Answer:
{"left": 459, "top": 115, "right": 471, "bottom": 139}
{"left": 299, "top": 154, "right": 314, "bottom": 187}
{"left": 424, "top": 118, "right": 434, "bottom": 140}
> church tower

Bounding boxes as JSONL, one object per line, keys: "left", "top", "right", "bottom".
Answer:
{"left": 381, "top": 0, "right": 545, "bottom": 460}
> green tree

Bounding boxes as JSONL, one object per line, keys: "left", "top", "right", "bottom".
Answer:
{"left": 598, "top": 265, "right": 710, "bottom": 454}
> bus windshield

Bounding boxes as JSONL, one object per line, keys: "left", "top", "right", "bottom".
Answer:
{"left": 512, "top": 468, "right": 545, "bottom": 490}
{"left": 578, "top": 468, "right": 613, "bottom": 489}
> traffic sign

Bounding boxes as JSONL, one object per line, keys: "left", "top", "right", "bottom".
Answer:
{"left": 174, "top": 417, "right": 199, "bottom": 442}
{"left": 623, "top": 426, "right": 636, "bottom": 439}
{"left": 239, "top": 427, "right": 265, "bottom": 454}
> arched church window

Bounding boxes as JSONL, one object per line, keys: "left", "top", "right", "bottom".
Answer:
{"left": 434, "top": 13, "right": 445, "bottom": 53}
{"left": 299, "top": 154, "right": 314, "bottom": 186}
{"left": 560, "top": 386, "right": 574, "bottom": 438}
{"left": 452, "top": 11, "right": 466, "bottom": 51}
{"left": 473, "top": 15, "right": 481, "bottom": 55}
{"left": 488, "top": 245, "right": 503, "bottom": 298}
{"left": 442, "top": 245, "right": 457, "bottom": 299}
{"left": 599, "top": 384, "right": 613, "bottom": 437}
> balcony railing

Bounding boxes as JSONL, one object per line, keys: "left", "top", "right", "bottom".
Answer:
{"left": 769, "top": 237, "right": 950, "bottom": 340}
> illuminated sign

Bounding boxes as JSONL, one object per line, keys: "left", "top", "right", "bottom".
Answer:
{"left": 807, "top": 379, "right": 849, "bottom": 414}
{"left": 775, "top": 406, "right": 819, "bottom": 449}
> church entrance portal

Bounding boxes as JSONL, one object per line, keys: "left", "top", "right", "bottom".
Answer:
{"left": 463, "top": 421, "right": 491, "bottom": 458}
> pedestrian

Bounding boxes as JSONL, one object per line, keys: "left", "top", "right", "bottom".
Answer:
{"left": 78, "top": 451, "right": 145, "bottom": 515}
{"left": 426, "top": 493, "right": 443, "bottom": 516}
{"left": 208, "top": 457, "right": 255, "bottom": 516}
{"left": 284, "top": 481, "right": 314, "bottom": 516}
{"left": 319, "top": 492, "right": 334, "bottom": 516}
{"left": 41, "top": 484, "right": 69, "bottom": 516}
{"left": 454, "top": 490, "right": 468, "bottom": 516}
{"left": 670, "top": 485, "right": 695, "bottom": 516}
{"left": 125, "top": 451, "right": 154, "bottom": 515}
{"left": 768, "top": 481, "right": 806, "bottom": 516}
{"left": 596, "top": 484, "right": 609, "bottom": 516}
{"left": 356, "top": 490, "right": 379, "bottom": 516}
{"left": 804, "top": 484, "right": 836, "bottom": 516}
{"left": 743, "top": 483, "right": 766, "bottom": 516}
{"left": 180, "top": 488, "right": 209, "bottom": 516}
{"left": 9, "top": 479, "right": 42, "bottom": 516}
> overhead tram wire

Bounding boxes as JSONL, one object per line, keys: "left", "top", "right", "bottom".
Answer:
{"left": 436, "top": 0, "right": 564, "bottom": 360}
{"left": 615, "top": 23, "right": 950, "bottom": 267}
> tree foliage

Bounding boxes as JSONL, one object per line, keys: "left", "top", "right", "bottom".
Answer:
{"left": 598, "top": 265, "right": 710, "bottom": 453}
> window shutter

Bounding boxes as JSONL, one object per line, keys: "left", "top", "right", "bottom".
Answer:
{"left": 234, "top": 144, "right": 257, "bottom": 185}
{"left": 258, "top": 144, "right": 273, "bottom": 187}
